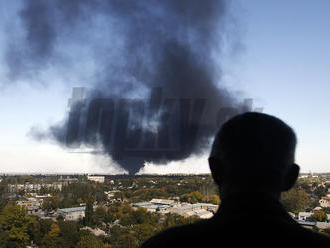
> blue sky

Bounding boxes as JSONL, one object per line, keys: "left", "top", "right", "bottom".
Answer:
{"left": 235, "top": 0, "right": 330, "bottom": 172}
{"left": 0, "top": 0, "right": 329, "bottom": 173}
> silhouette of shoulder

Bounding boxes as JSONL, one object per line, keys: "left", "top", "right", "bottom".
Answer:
{"left": 141, "top": 193, "right": 330, "bottom": 247}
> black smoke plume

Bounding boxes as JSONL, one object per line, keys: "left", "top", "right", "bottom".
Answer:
{"left": 8, "top": 0, "right": 248, "bottom": 174}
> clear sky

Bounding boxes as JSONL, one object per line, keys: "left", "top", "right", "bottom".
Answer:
{"left": 0, "top": 0, "right": 329, "bottom": 174}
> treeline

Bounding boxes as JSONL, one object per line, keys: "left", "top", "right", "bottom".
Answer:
{"left": 280, "top": 180, "right": 330, "bottom": 215}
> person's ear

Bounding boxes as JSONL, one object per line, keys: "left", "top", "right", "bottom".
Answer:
{"left": 281, "top": 163, "right": 300, "bottom": 191}
{"left": 208, "top": 157, "right": 225, "bottom": 186}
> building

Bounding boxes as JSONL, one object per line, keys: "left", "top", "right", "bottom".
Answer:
{"left": 298, "top": 212, "right": 312, "bottom": 221}
{"left": 132, "top": 198, "right": 218, "bottom": 219}
{"left": 8, "top": 183, "right": 63, "bottom": 193}
{"left": 319, "top": 197, "right": 330, "bottom": 208}
{"left": 192, "top": 203, "right": 219, "bottom": 213}
{"left": 169, "top": 204, "right": 215, "bottom": 219}
{"left": 57, "top": 206, "right": 86, "bottom": 221}
{"left": 87, "top": 176, "right": 105, "bottom": 183}
{"left": 132, "top": 202, "right": 167, "bottom": 213}
{"left": 150, "top": 199, "right": 175, "bottom": 205}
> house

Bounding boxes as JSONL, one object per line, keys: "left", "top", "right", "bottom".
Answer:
{"left": 298, "top": 212, "right": 312, "bottom": 221}
{"left": 57, "top": 206, "right": 86, "bottom": 221}
{"left": 87, "top": 176, "right": 105, "bottom": 183}
{"left": 319, "top": 197, "right": 330, "bottom": 208}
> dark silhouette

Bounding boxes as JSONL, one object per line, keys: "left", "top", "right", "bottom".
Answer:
{"left": 141, "top": 112, "right": 330, "bottom": 247}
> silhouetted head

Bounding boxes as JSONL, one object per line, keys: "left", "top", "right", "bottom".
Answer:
{"left": 209, "top": 112, "right": 300, "bottom": 199}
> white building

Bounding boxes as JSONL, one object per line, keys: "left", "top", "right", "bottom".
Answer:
{"left": 57, "top": 206, "right": 86, "bottom": 221}
{"left": 298, "top": 212, "right": 312, "bottom": 221}
{"left": 87, "top": 176, "right": 105, "bottom": 183}
{"left": 132, "top": 198, "right": 218, "bottom": 219}
{"left": 150, "top": 199, "right": 175, "bottom": 205}
{"left": 319, "top": 197, "right": 330, "bottom": 208}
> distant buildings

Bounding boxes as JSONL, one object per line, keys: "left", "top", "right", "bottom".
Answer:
{"left": 87, "top": 176, "right": 105, "bottom": 183}
{"left": 132, "top": 198, "right": 218, "bottom": 219}
{"left": 16, "top": 198, "right": 41, "bottom": 209}
{"left": 8, "top": 183, "right": 63, "bottom": 193}
{"left": 169, "top": 203, "right": 218, "bottom": 219}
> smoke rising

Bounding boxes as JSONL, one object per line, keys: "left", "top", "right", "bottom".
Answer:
{"left": 8, "top": 0, "right": 247, "bottom": 174}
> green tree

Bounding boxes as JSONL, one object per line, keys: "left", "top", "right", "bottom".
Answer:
{"left": 182, "top": 191, "right": 204, "bottom": 203}
{"left": 134, "top": 223, "right": 155, "bottom": 246}
{"left": 0, "top": 231, "right": 10, "bottom": 248}
{"left": 77, "top": 233, "right": 104, "bottom": 248}
{"left": 208, "top": 194, "right": 221, "bottom": 205}
{"left": 40, "top": 235, "right": 65, "bottom": 248}
{"left": 0, "top": 184, "right": 8, "bottom": 212}
{"left": 58, "top": 220, "right": 80, "bottom": 247}
{"left": 322, "top": 207, "right": 330, "bottom": 214}
{"left": 84, "top": 196, "right": 94, "bottom": 226}
{"left": 94, "top": 206, "right": 107, "bottom": 226}
{"left": 48, "top": 223, "right": 60, "bottom": 238}
{"left": 118, "top": 234, "right": 137, "bottom": 248}
{"left": 42, "top": 196, "right": 60, "bottom": 212}
{"left": 311, "top": 210, "right": 328, "bottom": 222}
{"left": 0, "top": 205, "right": 35, "bottom": 247}
{"left": 314, "top": 186, "right": 327, "bottom": 198}
{"left": 281, "top": 188, "right": 310, "bottom": 214}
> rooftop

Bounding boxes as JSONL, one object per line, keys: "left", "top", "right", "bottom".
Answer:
{"left": 58, "top": 206, "right": 85, "bottom": 213}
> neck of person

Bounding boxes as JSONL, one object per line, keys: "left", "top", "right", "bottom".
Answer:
{"left": 219, "top": 184, "right": 281, "bottom": 202}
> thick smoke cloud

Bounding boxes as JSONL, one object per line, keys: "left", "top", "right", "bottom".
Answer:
{"left": 9, "top": 0, "right": 248, "bottom": 174}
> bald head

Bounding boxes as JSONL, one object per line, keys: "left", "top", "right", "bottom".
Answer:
{"left": 209, "top": 112, "right": 299, "bottom": 194}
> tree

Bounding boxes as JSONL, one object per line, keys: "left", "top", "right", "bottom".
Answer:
{"left": 42, "top": 196, "right": 60, "bottom": 212}
{"left": 48, "top": 223, "right": 60, "bottom": 238}
{"left": 208, "top": 194, "right": 221, "bottom": 205}
{"left": 314, "top": 186, "right": 327, "bottom": 198}
{"left": 0, "top": 205, "right": 35, "bottom": 247}
{"left": 0, "top": 231, "right": 10, "bottom": 248}
{"left": 84, "top": 196, "right": 94, "bottom": 226}
{"left": 58, "top": 220, "right": 80, "bottom": 246}
{"left": 183, "top": 191, "right": 204, "bottom": 203}
{"left": 0, "top": 184, "right": 8, "bottom": 212}
{"left": 131, "top": 207, "right": 149, "bottom": 224}
{"left": 94, "top": 206, "right": 107, "bottom": 226}
{"left": 322, "top": 207, "right": 330, "bottom": 214}
{"left": 311, "top": 210, "right": 328, "bottom": 222}
{"left": 118, "top": 234, "right": 137, "bottom": 248}
{"left": 40, "top": 235, "right": 65, "bottom": 248}
{"left": 281, "top": 188, "right": 310, "bottom": 214}
{"left": 134, "top": 223, "right": 155, "bottom": 245}
{"left": 77, "top": 234, "right": 104, "bottom": 248}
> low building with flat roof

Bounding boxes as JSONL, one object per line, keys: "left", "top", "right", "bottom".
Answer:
{"left": 150, "top": 199, "right": 175, "bottom": 205}
{"left": 87, "top": 176, "right": 105, "bottom": 183}
{"left": 57, "top": 206, "right": 86, "bottom": 221}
